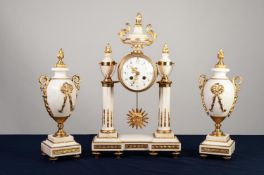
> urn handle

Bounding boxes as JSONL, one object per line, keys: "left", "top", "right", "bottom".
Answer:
{"left": 39, "top": 75, "right": 50, "bottom": 96}
{"left": 199, "top": 74, "right": 209, "bottom": 115}
{"left": 199, "top": 74, "right": 208, "bottom": 90}
{"left": 145, "top": 24, "right": 157, "bottom": 46}
{"left": 232, "top": 76, "right": 243, "bottom": 92}
{"left": 39, "top": 75, "right": 54, "bottom": 117}
{"left": 118, "top": 22, "right": 131, "bottom": 44}
{"left": 227, "top": 76, "right": 243, "bottom": 117}
{"left": 72, "top": 75, "right": 80, "bottom": 91}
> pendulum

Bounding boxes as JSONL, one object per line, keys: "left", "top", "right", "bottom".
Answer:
{"left": 127, "top": 92, "right": 149, "bottom": 129}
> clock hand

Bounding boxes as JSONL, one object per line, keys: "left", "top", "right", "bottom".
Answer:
{"left": 131, "top": 75, "right": 139, "bottom": 85}
{"left": 130, "top": 67, "right": 140, "bottom": 77}
{"left": 130, "top": 66, "right": 137, "bottom": 74}
{"left": 130, "top": 66, "right": 140, "bottom": 85}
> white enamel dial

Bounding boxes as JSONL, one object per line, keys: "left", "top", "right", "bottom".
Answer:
{"left": 118, "top": 54, "right": 157, "bottom": 92}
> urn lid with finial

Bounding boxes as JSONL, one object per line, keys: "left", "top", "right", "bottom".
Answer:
{"left": 55, "top": 48, "right": 67, "bottom": 68}
{"left": 215, "top": 49, "right": 227, "bottom": 69}
{"left": 211, "top": 49, "right": 230, "bottom": 79}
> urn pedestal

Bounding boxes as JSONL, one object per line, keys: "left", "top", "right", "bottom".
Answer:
{"left": 41, "top": 135, "right": 81, "bottom": 160}
{"left": 97, "top": 44, "right": 118, "bottom": 139}
{"left": 198, "top": 49, "right": 242, "bottom": 159}
{"left": 39, "top": 49, "right": 81, "bottom": 160}
{"left": 199, "top": 134, "right": 235, "bottom": 159}
{"left": 153, "top": 44, "right": 181, "bottom": 154}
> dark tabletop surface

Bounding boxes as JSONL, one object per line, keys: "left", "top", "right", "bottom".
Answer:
{"left": 0, "top": 135, "right": 263, "bottom": 175}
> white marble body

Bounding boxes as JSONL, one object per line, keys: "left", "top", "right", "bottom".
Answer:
{"left": 157, "top": 87, "right": 171, "bottom": 132}
{"left": 203, "top": 68, "right": 235, "bottom": 117}
{"left": 101, "top": 86, "right": 115, "bottom": 132}
{"left": 100, "top": 53, "right": 116, "bottom": 78}
{"left": 128, "top": 25, "right": 148, "bottom": 41}
{"left": 157, "top": 53, "right": 173, "bottom": 76}
{"left": 47, "top": 67, "right": 78, "bottom": 118}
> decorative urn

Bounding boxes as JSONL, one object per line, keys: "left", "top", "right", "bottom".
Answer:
{"left": 198, "top": 49, "right": 242, "bottom": 159}
{"left": 99, "top": 43, "right": 116, "bottom": 83}
{"left": 39, "top": 48, "right": 81, "bottom": 160}
{"left": 157, "top": 43, "right": 174, "bottom": 83}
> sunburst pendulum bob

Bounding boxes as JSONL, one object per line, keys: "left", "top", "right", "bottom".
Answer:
{"left": 127, "top": 92, "right": 149, "bottom": 129}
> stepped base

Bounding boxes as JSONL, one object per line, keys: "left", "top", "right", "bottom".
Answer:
{"left": 41, "top": 134, "right": 81, "bottom": 159}
{"left": 92, "top": 134, "right": 181, "bottom": 157}
{"left": 199, "top": 134, "right": 235, "bottom": 159}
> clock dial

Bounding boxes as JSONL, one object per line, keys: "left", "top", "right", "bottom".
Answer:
{"left": 118, "top": 54, "right": 157, "bottom": 92}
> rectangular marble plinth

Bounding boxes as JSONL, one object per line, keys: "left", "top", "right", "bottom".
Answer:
{"left": 92, "top": 134, "right": 181, "bottom": 152}
{"left": 206, "top": 134, "right": 230, "bottom": 142}
{"left": 154, "top": 131, "right": 175, "bottom": 138}
{"left": 98, "top": 131, "right": 118, "bottom": 138}
{"left": 199, "top": 135, "right": 235, "bottom": 156}
{"left": 41, "top": 135, "right": 81, "bottom": 158}
{"left": 48, "top": 134, "right": 74, "bottom": 143}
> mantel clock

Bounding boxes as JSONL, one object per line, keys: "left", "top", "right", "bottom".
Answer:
{"left": 92, "top": 13, "right": 181, "bottom": 158}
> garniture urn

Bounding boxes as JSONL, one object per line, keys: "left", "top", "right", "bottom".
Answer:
{"left": 99, "top": 43, "right": 116, "bottom": 83}
{"left": 157, "top": 43, "right": 174, "bottom": 83}
{"left": 39, "top": 49, "right": 80, "bottom": 137}
{"left": 199, "top": 49, "right": 242, "bottom": 136}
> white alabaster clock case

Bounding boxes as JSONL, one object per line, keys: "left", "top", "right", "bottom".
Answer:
{"left": 91, "top": 13, "right": 181, "bottom": 158}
